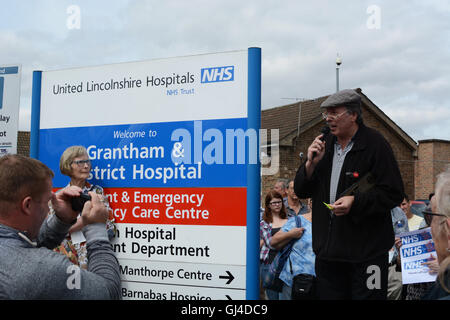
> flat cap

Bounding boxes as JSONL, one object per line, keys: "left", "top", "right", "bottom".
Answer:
{"left": 320, "top": 89, "right": 361, "bottom": 108}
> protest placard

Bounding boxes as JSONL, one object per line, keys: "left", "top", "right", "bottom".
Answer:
{"left": 399, "top": 227, "right": 437, "bottom": 285}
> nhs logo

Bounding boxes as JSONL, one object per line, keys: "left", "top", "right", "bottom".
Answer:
{"left": 201, "top": 66, "right": 234, "bottom": 83}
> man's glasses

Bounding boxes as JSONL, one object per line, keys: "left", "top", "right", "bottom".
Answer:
{"left": 321, "top": 110, "right": 348, "bottom": 121}
{"left": 72, "top": 159, "right": 91, "bottom": 167}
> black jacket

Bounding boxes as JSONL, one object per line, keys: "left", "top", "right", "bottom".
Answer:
{"left": 294, "top": 124, "right": 404, "bottom": 263}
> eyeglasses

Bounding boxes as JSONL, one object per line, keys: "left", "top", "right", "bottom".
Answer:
{"left": 321, "top": 110, "right": 348, "bottom": 121}
{"left": 269, "top": 201, "right": 282, "bottom": 206}
{"left": 422, "top": 210, "right": 447, "bottom": 224}
{"left": 72, "top": 159, "right": 91, "bottom": 167}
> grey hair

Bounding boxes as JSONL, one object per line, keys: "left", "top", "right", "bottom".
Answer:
{"left": 59, "top": 145, "right": 89, "bottom": 176}
{"left": 434, "top": 166, "right": 450, "bottom": 294}
{"left": 275, "top": 178, "right": 288, "bottom": 189}
{"left": 345, "top": 102, "right": 363, "bottom": 125}
{"left": 435, "top": 166, "right": 450, "bottom": 219}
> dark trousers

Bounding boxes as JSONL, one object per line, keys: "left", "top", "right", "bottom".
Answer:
{"left": 315, "top": 253, "right": 388, "bottom": 300}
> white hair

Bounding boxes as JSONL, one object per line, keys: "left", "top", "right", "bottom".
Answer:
{"left": 435, "top": 166, "right": 450, "bottom": 218}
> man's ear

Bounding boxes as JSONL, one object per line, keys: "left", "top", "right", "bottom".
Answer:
{"left": 349, "top": 111, "right": 358, "bottom": 123}
{"left": 21, "top": 196, "right": 33, "bottom": 216}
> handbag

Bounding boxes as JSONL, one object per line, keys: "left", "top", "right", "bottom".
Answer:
{"left": 262, "top": 215, "right": 301, "bottom": 292}
{"left": 291, "top": 273, "right": 316, "bottom": 300}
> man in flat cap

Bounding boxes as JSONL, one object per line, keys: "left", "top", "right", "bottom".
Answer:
{"left": 294, "top": 89, "right": 404, "bottom": 299}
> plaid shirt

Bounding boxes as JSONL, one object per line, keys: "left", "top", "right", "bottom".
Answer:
{"left": 260, "top": 219, "right": 274, "bottom": 262}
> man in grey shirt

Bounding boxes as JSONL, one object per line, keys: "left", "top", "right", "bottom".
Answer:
{"left": 0, "top": 154, "right": 121, "bottom": 299}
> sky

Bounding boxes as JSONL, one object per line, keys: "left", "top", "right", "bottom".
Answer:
{"left": 1, "top": 0, "right": 449, "bottom": 142}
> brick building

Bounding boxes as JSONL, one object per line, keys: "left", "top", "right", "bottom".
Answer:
{"left": 17, "top": 131, "right": 30, "bottom": 156}
{"left": 415, "top": 139, "right": 450, "bottom": 200}
{"left": 261, "top": 88, "right": 419, "bottom": 200}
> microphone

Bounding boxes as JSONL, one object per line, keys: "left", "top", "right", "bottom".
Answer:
{"left": 319, "top": 126, "right": 330, "bottom": 141}
{"left": 312, "top": 126, "right": 330, "bottom": 159}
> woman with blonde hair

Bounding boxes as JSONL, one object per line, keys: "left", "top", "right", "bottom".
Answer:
{"left": 51, "top": 145, "right": 116, "bottom": 269}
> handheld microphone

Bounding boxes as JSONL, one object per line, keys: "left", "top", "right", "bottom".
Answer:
{"left": 319, "top": 126, "right": 330, "bottom": 141}
{"left": 312, "top": 126, "right": 330, "bottom": 159}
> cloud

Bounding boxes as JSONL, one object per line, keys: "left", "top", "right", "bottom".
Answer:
{"left": 1, "top": 1, "right": 449, "bottom": 141}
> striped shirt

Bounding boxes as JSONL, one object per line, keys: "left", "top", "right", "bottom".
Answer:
{"left": 329, "top": 140, "right": 354, "bottom": 203}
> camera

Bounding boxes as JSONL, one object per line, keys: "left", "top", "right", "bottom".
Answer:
{"left": 71, "top": 191, "right": 92, "bottom": 212}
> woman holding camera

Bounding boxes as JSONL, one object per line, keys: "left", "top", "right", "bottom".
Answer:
{"left": 51, "top": 145, "right": 116, "bottom": 269}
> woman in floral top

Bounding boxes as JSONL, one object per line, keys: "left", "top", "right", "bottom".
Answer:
{"left": 50, "top": 145, "right": 116, "bottom": 269}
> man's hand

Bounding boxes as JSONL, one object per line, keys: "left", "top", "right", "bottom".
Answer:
{"left": 51, "top": 186, "right": 82, "bottom": 224}
{"left": 394, "top": 237, "right": 402, "bottom": 250}
{"left": 332, "top": 196, "right": 355, "bottom": 216}
{"left": 422, "top": 254, "right": 439, "bottom": 275}
{"left": 81, "top": 192, "right": 109, "bottom": 226}
{"left": 305, "top": 134, "right": 326, "bottom": 179}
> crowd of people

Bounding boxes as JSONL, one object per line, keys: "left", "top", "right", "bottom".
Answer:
{"left": 260, "top": 177, "right": 450, "bottom": 300}
{"left": 259, "top": 89, "right": 450, "bottom": 300}
{"left": 0, "top": 89, "right": 449, "bottom": 301}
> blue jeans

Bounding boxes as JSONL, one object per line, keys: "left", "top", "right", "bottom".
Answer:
{"left": 260, "top": 263, "right": 280, "bottom": 300}
{"left": 279, "top": 282, "right": 292, "bottom": 300}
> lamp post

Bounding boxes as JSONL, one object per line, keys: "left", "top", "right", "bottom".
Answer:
{"left": 336, "top": 54, "right": 342, "bottom": 92}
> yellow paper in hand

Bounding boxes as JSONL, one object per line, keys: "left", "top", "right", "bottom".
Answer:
{"left": 323, "top": 202, "right": 334, "bottom": 211}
